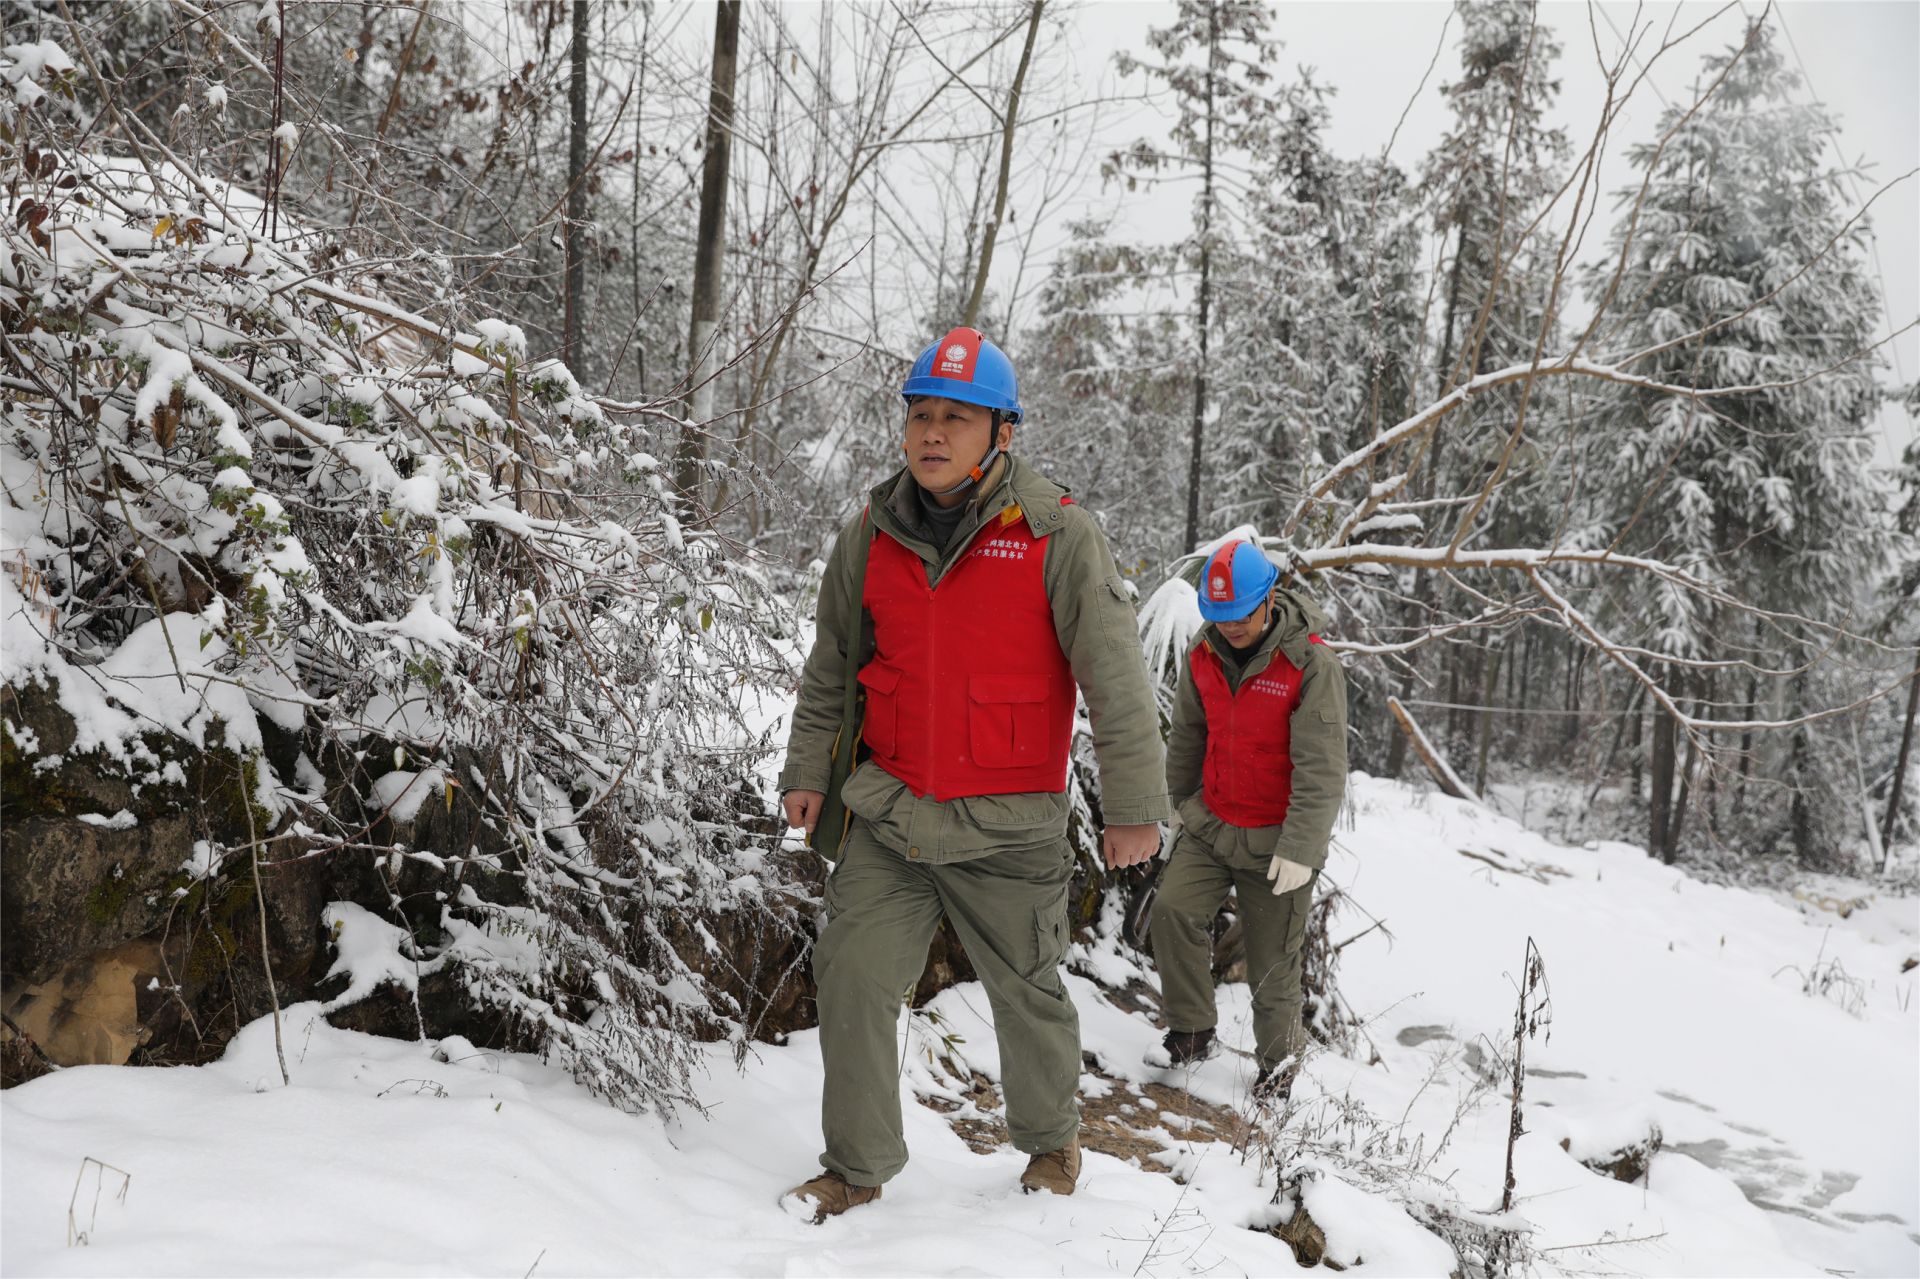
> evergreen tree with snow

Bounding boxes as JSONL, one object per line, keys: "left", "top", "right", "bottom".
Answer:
{"left": 1386, "top": 0, "right": 1571, "bottom": 777}
{"left": 1582, "top": 21, "right": 1891, "bottom": 863}
{"left": 1020, "top": 220, "right": 1192, "bottom": 564}
{"left": 1419, "top": 0, "right": 1568, "bottom": 391}
{"left": 1210, "top": 75, "right": 1426, "bottom": 537}
{"left": 1876, "top": 391, "right": 1920, "bottom": 852}
{"left": 1111, "top": 0, "right": 1281, "bottom": 554}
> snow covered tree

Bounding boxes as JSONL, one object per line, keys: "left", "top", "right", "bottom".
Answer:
{"left": 1579, "top": 21, "right": 1891, "bottom": 862}
{"left": 1420, "top": 0, "right": 1568, "bottom": 392}
{"left": 1111, "top": 0, "right": 1280, "bottom": 555}
{"left": 1875, "top": 392, "right": 1920, "bottom": 853}
{"left": 1210, "top": 75, "right": 1426, "bottom": 534}
{"left": 1, "top": 22, "right": 805, "bottom": 1106}
{"left": 1019, "top": 219, "right": 1192, "bottom": 563}
{"left": 1381, "top": 0, "right": 1571, "bottom": 779}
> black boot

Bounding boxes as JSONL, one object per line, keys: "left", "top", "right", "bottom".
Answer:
{"left": 1161, "top": 1027, "right": 1216, "bottom": 1067}
{"left": 1253, "top": 1057, "right": 1297, "bottom": 1104}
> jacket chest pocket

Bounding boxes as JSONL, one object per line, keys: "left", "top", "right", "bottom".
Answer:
{"left": 968, "top": 674, "right": 1051, "bottom": 769}
{"left": 858, "top": 663, "right": 902, "bottom": 759}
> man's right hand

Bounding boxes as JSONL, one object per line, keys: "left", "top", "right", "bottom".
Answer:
{"left": 783, "top": 789, "right": 826, "bottom": 835}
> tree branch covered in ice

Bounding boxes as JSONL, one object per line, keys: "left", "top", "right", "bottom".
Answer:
{"left": 2, "top": 29, "right": 794, "bottom": 1113}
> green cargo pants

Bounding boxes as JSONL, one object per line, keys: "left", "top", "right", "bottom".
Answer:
{"left": 813, "top": 819, "right": 1080, "bottom": 1187}
{"left": 1150, "top": 831, "right": 1315, "bottom": 1068}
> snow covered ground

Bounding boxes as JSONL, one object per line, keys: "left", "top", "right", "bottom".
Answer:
{"left": 4, "top": 776, "right": 1915, "bottom": 1276}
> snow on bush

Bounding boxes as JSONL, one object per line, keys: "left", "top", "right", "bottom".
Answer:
{"left": 2, "top": 43, "right": 792, "bottom": 1113}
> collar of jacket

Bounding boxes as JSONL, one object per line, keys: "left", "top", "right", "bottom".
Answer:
{"left": 1200, "top": 585, "right": 1329, "bottom": 678}
{"left": 868, "top": 454, "right": 1072, "bottom": 561}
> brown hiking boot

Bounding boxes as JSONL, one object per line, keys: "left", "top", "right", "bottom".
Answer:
{"left": 785, "top": 1169, "right": 881, "bottom": 1223}
{"left": 1019, "top": 1137, "right": 1082, "bottom": 1196}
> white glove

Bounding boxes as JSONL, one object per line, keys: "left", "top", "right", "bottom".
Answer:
{"left": 1266, "top": 855, "right": 1311, "bottom": 895}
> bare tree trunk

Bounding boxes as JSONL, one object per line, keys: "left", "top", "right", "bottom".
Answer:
{"left": 960, "top": 0, "right": 1045, "bottom": 328}
{"left": 1565, "top": 641, "right": 1584, "bottom": 748}
{"left": 1386, "top": 226, "right": 1474, "bottom": 778}
{"left": 673, "top": 0, "right": 741, "bottom": 510}
{"left": 1670, "top": 680, "right": 1698, "bottom": 855}
{"left": 1704, "top": 669, "right": 1721, "bottom": 836}
{"left": 1884, "top": 649, "right": 1920, "bottom": 848}
{"left": 1182, "top": 0, "right": 1219, "bottom": 556}
{"left": 1737, "top": 667, "right": 1758, "bottom": 807}
{"left": 1585, "top": 680, "right": 1647, "bottom": 811}
{"left": 628, "top": 2, "right": 652, "bottom": 393}
{"left": 563, "top": 0, "right": 589, "bottom": 368}
{"left": 1386, "top": 684, "right": 1411, "bottom": 779}
{"left": 1418, "top": 223, "right": 1469, "bottom": 507}
{"left": 1446, "top": 659, "right": 1461, "bottom": 752}
{"left": 1517, "top": 628, "right": 1533, "bottom": 761}
{"left": 1475, "top": 640, "right": 1502, "bottom": 796}
{"left": 1629, "top": 697, "right": 1643, "bottom": 801}
{"left": 1649, "top": 680, "right": 1676, "bottom": 861}
{"left": 1788, "top": 672, "right": 1816, "bottom": 863}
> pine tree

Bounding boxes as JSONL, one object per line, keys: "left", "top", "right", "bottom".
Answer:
{"left": 1111, "top": 0, "right": 1280, "bottom": 555}
{"left": 1210, "top": 74, "right": 1425, "bottom": 536}
{"left": 1386, "top": 0, "right": 1570, "bottom": 778}
{"left": 1877, "top": 393, "right": 1920, "bottom": 850}
{"left": 1020, "top": 220, "right": 1192, "bottom": 563}
{"left": 1582, "top": 21, "right": 1891, "bottom": 863}
{"left": 1420, "top": 0, "right": 1567, "bottom": 393}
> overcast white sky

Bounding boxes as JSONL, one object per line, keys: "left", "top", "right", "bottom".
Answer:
{"left": 1024, "top": 0, "right": 1918, "bottom": 464}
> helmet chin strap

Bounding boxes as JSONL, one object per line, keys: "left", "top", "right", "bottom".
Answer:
{"left": 932, "top": 416, "right": 1007, "bottom": 497}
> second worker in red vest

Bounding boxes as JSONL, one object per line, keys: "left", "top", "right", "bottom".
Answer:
{"left": 1149, "top": 539, "right": 1349, "bottom": 1100}
{"left": 778, "top": 327, "right": 1170, "bottom": 1222}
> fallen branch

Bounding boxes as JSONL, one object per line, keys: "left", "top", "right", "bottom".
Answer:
{"left": 1388, "top": 697, "right": 1481, "bottom": 803}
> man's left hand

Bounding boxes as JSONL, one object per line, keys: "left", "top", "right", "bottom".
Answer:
{"left": 1266, "top": 855, "right": 1311, "bottom": 895}
{"left": 1102, "top": 823, "right": 1161, "bottom": 870}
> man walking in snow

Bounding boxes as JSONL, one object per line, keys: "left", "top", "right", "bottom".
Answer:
{"left": 777, "top": 326, "right": 1170, "bottom": 1221}
{"left": 1149, "top": 538, "right": 1347, "bottom": 1100}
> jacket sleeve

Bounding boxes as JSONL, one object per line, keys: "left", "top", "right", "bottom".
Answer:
{"left": 1165, "top": 649, "right": 1207, "bottom": 807}
{"left": 1045, "top": 507, "right": 1172, "bottom": 826}
{"left": 1270, "top": 643, "right": 1349, "bottom": 870}
{"left": 777, "top": 513, "right": 866, "bottom": 795}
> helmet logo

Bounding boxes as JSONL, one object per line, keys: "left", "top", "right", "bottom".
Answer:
{"left": 1198, "top": 538, "right": 1277, "bottom": 622}
{"left": 932, "top": 327, "right": 981, "bottom": 380}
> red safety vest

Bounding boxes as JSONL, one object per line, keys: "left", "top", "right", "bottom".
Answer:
{"left": 858, "top": 501, "right": 1076, "bottom": 801}
{"left": 1191, "top": 635, "right": 1324, "bottom": 828}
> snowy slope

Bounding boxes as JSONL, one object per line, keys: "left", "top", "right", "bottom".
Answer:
{"left": 3, "top": 776, "right": 1915, "bottom": 1277}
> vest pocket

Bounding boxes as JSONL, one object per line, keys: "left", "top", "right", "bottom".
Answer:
{"left": 857, "top": 663, "right": 902, "bottom": 758}
{"left": 960, "top": 791, "right": 1064, "bottom": 832}
{"left": 968, "top": 674, "right": 1051, "bottom": 768}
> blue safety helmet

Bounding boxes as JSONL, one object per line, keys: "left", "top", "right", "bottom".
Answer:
{"left": 901, "top": 326, "right": 1023, "bottom": 423}
{"left": 1196, "top": 539, "right": 1279, "bottom": 622}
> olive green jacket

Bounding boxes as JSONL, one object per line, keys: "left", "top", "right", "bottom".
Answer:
{"left": 779, "top": 454, "right": 1171, "bottom": 863}
{"left": 1165, "top": 588, "right": 1348, "bottom": 872}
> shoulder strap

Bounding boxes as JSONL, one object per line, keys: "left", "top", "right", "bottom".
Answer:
{"left": 854, "top": 505, "right": 874, "bottom": 572}
{"left": 853, "top": 508, "right": 874, "bottom": 665}
{"left": 808, "top": 508, "right": 875, "bottom": 860}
